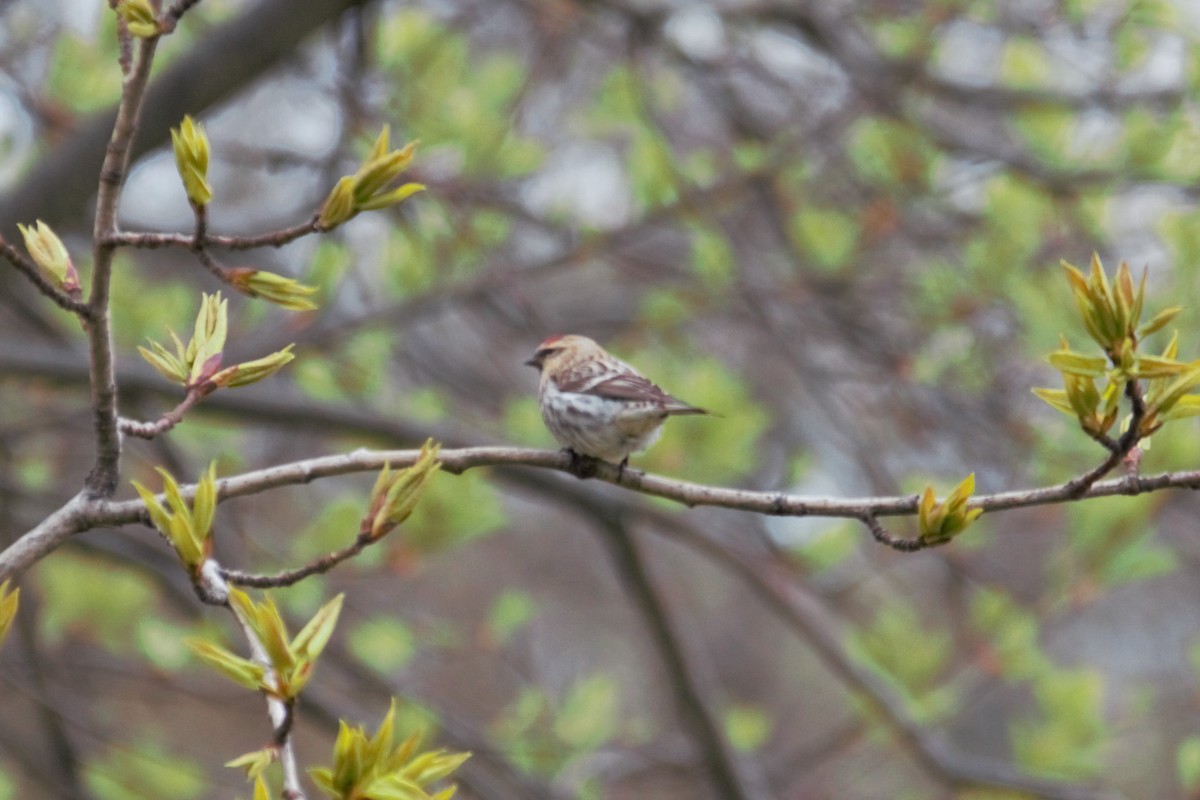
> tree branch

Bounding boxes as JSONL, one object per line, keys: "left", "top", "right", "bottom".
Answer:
{"left": 0, "top": 238, "right": 89, "bottom": 317}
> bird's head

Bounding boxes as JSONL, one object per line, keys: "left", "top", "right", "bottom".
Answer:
{"left": 524, "top": 334, "right": 602, "bottom": 372}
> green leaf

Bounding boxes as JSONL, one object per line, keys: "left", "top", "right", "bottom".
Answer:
{"left": 291, "top": 593, "right": 344, "bottom": 662}
{"left": 187, "top": 639, "right": 267, "bottom": 692}
{"left": 0, "top": 580, "right": 19, "bottom": 649}
{"left": 1045, "top": 350, "right": 1108, "bottom": 377}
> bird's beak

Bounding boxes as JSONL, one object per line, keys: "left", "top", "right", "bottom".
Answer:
{"left": 524, "top": 357, "right": 540, "bottom": 369}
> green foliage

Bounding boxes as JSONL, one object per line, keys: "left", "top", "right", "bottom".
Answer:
{"left": 971, "top": 588, "right": 1050, "bottom": 680}
{"left": 689, "top": 224, "right": 735, "bottom": 290}
{"left": 47, "top": 21, "right": 124, "bottom": 112}
{"left": 364, "top": 440, "right": 443, "bottom": 541}
{"left": 309, "top": 699, "right": 469, "bottom": 800}
{"left": 188, "top": 589, "right": 343, "bottom": 700}
{"left": 1058, "top": 495, "right": 1176, "bottom": 591}
{"left": 1011, "top": 669, "right": 1106, "bottom": 779}
{"left": 1177, "top": 736, "right": 1200, "bottom": 795}
{"left": 492, "top": 673, "right": 623, "bottom": 776}
{"left": 38, "top": 553, "right": 159, "bottom": 651}
{"left": 724, "top": 704, "right": 772, "bottom": 753}
{"left": 399, "top": 468, "right": 506, "bottom": 556}
{"left": 917, "top": 473, "right": 984, "bottom": 545}
{"left": 376, "top": 10, "right": 542, "bottom": 178}
{"left": 849, "top": 604, "right": 954, "bottom": 717}
{"left": 131, "top": 462, "right": 218, "bottom": 572}
{"left": 86, "top": 738, "right": 206, "bottom": 800}
{"left": 999, "top": 37, "right": 1052, "bottom": 89}
{"left": 553, "top": 674, "right": 620, "bottom": 750}
{"left": 790, "top": 521, "right": 859, "bottom": 572}
{"left": 0, "top": 581, "right": 18, "bottom": 650}
{"left": 349, "top": 617, "right": 417, "bottom": 675}
{"left": 847, "top": 117, "right": 933, "bottom": 188}
{"left": 625, "top": 347, "right": 769, "bottom": 483}
{"left": 484, "top": 589, "right": 536, "bottom": 647}
{"left": 789, "top": 207, "right": 860, "bottom": 271}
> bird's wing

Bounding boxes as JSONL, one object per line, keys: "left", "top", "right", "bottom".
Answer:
{"left": 556, "top": 370, "right": 705, "bottom": 413}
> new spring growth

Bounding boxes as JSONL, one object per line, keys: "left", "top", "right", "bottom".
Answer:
{"left": 224, "top": 267, "right": 319, "bottom": 311}
{"left": 1036, "top": 256, "right": 1200, "bottom": 438}
{"left": 172, "top": 115, "right": 212, "bottom": 207}
{"left": 0, "top": 580, "right": 19, "bottom": 650}
{"left": 308, "top": 698, "right": 470, "bottom": 800}
{"left": 363, "top": 440, "right": 442, "bottom": 541}
{"left": 318, "top": 125, "right": 425, "bottom": 228}
{"left": 918, "top": 473, "right": 983, "bottom": 546}
{"left": 18, "top": 220, "right": 80, "bottom": 295}
{"left": 188, "top": 590, "right": 344, "bottom": 701}
{"left": 132, "top": 462, "right": 218, "bottom": 574}
{"left": 138, "top": 291, "right": 295, "bottom": 391}
{"left": 117, "top": 0, "right": 159, "bottom": 37}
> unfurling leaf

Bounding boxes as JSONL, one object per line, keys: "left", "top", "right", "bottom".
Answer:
{"left": 131, "top": 462, "right": 219, "bottom": 570}
{"left": 918, "top": 475, "right": 982, "bottom": 546}
{"left": 0, "top": 580, "right": 19, "bottom": 649}
{"left": 365, "top": 440, "right": 442, "bottom": 541}
{"left": 317, "top": 126, "right": 423, "bottom": 229}
{"left": 211, "top": 345, "right": 296, "bottom": 388}
{"left": 18, "top": 220, "right": 80, "bottom": 293}
{"left": 171, "top": 115, "right": 212, "bottom": 206}
{"left": 309, "top": 698, "right": 469, "bottom": 800}
{"left": 1046, "top": 350, "right": 1108, "bottom": 377}
{"left": 226, "top": 748, "right": 276, "bottom": 781}
{"left": 1140, "top": 306, "right": 1184, "bottom": 338}
{"left": 187, "top": 639, "right": 267, "bottom": 692}
{"left": 117, "top": 0, "right": 159, "bottom": 37}
{"left": 225, "top": 268, "right": 319, "bottom": 311}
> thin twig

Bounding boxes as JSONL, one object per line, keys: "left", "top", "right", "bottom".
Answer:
{"left": 118, "top": 387, "right": 208, "bottom": 439}
{"left": 0, "top": 238, "right": 89, "bottom": 317}
{"left": 221, "top": 532, "right": 372, "bottom": 588}
{"left": 106, "top": 217, "right": 323, "bottom": 251}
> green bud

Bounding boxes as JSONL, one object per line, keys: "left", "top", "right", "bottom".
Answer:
{"left": 0, "top": 580, "right": 19, "bottom": 650}
{"left": 171, "top": 115, "right": 213, "bottom": 206}
{"left": 365, "top": 440, "right": 441, "bottom": 541}
{"left": 117, "top": 0, "right": 159, "bottom": 37}
{"left": 226, "top": 268, "right": 319, "bottom": 311}
{"left": 210, "top": 345, "right": 296, "bottom": 388}
{"left": 131, "top": 462, "right": 219, "bottom": 570}
{"left": 187, "top": 292, "right": 228, "bottom": 386}
{"left": 318, "top": 176, "right": 357, "bottom": 228}
{"left": 18, "top": 220, "right": 80, "bottom": 293}
{"left": 318, "top": 127, "right": 422, "bottom": 227}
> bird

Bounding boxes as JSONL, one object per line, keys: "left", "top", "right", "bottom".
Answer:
{"left": 525, "top": 334, "right": 710, "bottom": 474}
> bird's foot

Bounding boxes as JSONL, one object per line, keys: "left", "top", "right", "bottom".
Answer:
{"left": 564, "top": 449, "right": 600, "bottom": 479}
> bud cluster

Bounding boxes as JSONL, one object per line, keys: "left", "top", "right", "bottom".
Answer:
{"left": 319, "top": 125, "right": 425, "bottom": 229}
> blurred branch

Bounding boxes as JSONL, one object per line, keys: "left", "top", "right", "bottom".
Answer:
{"left": 596, "top": 515, "right": 772, "bottom": 799}
{"left": 643, "top": 515, "right": 1128, "bottom": 800}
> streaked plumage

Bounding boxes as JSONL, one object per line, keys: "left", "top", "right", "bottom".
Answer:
{"left": 525, "top": 334, "right": 709, "bottom": 466}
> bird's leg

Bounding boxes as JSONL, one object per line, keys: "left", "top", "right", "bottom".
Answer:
{"left": 564, "top": 448, "right": 599, "bottom": 480}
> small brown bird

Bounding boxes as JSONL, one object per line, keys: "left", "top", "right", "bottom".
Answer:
{"left": 525, "top": 334, "right": 710, "bottom": 470}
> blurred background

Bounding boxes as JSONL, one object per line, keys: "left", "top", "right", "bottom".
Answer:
{"left": 2, "top": 0, "right": 1200, "bottom": 797}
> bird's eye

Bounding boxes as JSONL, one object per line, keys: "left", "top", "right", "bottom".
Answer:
{"left": 537, "top": 347, "right": 559, "bottom": 359}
